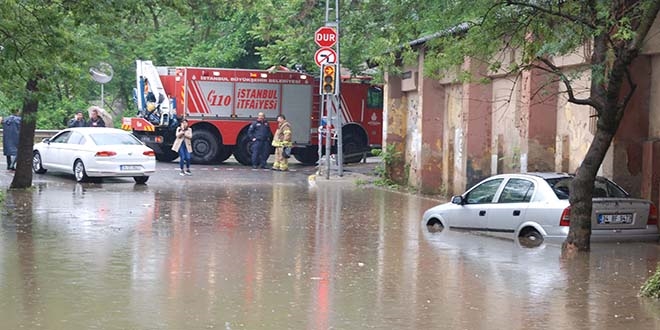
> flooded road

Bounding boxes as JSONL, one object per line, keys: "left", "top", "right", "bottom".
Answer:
{"left": 1, "top": 161, "right": 660, "bottom": 329}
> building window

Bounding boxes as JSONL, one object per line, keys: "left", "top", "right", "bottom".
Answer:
{"left": 367, "top": 86, "right": 383, "bottom": 109}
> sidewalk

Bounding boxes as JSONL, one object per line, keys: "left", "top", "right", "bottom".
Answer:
{"left": 311, "top": 155, "right": 380, "bottom": 182}
{"left": 310, "top": 155, "right": 448, "bottom": 202}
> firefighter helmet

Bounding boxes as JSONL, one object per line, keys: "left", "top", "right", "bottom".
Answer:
{"left": 146, "top": 102, "right": 156, "bottom": 112}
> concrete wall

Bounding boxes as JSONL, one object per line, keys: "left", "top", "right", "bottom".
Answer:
{"left": 491, "top": 77, "right": 521, "bottom": 174}
{"left": 445, "top": 84, "right": 464, "bottom": 195}
{"left": 644, "top": 55, "right": 660, "bottom": 206}
{"left": 462, "top": 59, "right": 493, "bottom": 189}
{"left": 554, "top": 69, "right": 599, "bottom": 175}
{"left": 404, "top": 92, "right": 421, "bottom": 187}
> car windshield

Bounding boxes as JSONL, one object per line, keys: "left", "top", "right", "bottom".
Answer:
{"left": 89, "top": 133, "right": 143, "bottom": 146}
{"left": 546, "top": 176, "right": 629, "bottom": 199}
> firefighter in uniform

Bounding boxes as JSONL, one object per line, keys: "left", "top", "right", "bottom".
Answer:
{"left": 248, "top": 112, "right": 271, "bottom": 169}
{"left": 271, "top": 114, "right": 292, "bottom": 171}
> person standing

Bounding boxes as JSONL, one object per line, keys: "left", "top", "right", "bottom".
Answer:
{"left": 2, "top": 110, "right": 21, "bottom": 170}
{"left": 87, "top": 108, "right": 106, "bottom": 127}
{"left": 68, "top": 110, "right": 86, "bottom": 127}
{"left": 271, "top": 114, "right": 292, "bottom": 171}
{"left": 171, "top": 119, "right": 193, "bottom": 176}
{"left": 247, "top": 112, "right": 271, "bottom": 169}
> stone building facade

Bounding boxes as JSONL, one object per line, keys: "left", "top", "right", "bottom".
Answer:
{"left": 383, "top": 16, "right": 660, "bottom": 207}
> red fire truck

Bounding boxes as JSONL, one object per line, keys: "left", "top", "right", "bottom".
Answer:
{"left": 122, "top": 60, "right": 383, "bottom": 165}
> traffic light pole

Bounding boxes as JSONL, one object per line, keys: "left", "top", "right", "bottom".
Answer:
{"left": 324, "top": 95, "right": 332, "bottom": 179}
{"left": 334, "top": 0, "right": 343, "bottom": 177}
{"left": 321, "top": 0, "right": 342, "bottom": 178}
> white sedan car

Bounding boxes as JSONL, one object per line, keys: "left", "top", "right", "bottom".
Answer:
{"left": 32, "top": 127, "right": 156, "bottom": 184}
{"left": 423, "top": 172, "right": 659, "bottom": 246}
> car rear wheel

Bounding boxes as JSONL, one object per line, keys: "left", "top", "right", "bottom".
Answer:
{"left": 134, "top": 176, "right": 149, "bottom": 184}
{"left": 74, "top": 160, "right": 89, "bottom": 183}
{"left": 518, "top": 228, "right": 544, "bottom": 247}
{"left": 32, "top": 151, "right": 47, "bottom": 174}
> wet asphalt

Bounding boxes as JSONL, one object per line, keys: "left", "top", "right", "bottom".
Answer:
{"left": 1, "top": 157, "right": 660, "bottom": 329}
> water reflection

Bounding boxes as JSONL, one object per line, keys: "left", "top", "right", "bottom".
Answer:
{"left": 3, "top": 190, "right": 40, "bottom": 327}
{"left": 0, "top": 179, "right": 659, "bottom": 329}
{"left": 421, "top": 226, "right": 660, "bottom": 329}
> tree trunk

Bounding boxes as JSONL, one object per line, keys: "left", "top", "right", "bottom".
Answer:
{"left": 560, "top": 13, "right": 632, "bottom": 253}
{"left": 562, "top": 45, "right": 625, "bottom": 253}
{"left": 562, "top": 127, "right": 614, "bottom": 253}
{"left": 10, "top": 78, "right": 38, "bottom": 189}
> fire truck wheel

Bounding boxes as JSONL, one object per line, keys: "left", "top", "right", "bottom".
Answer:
{"left": 217, "top": 145, "right": 234, "bottom": 163}
{"left": 342, "top": 134, "right": 366, "bottom": 164}
{"left": 156, "top": 150, "right": 178, "bottom": 163}
{"left": 233, "top": 133, "right": 253, "bottom": 166}
{"left": 191, "top": 129, "right": 220, "bottom": 164}
{"left": 293, "top": 147, "right": 319, "bottom": 165}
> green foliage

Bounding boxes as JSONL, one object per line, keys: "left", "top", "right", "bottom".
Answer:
{"left": 1, "top": 0, "right": 656, "bottom": 134}
{"left": 372, "top": 145, "right": 401, "bottom": 188}
{"left": 641, "top": 264, "right": 660, "bottom": 299}
{"left": 0, "top": 1, "right": 94, "bottom": 126}
{"left": 354, "top": 178, "right": 369, "bottom": 186}
{"left": 0, "top": 0, "right": 488, "bottom": 123}
{"left": 0, "top": 93, "right": 21, "bottom": 117}
{"left": 0, "top": 0, "right": 272, "bottom": 130}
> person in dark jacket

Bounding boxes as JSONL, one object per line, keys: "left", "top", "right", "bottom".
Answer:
{"left": 247, "top": 112, "right": 271, "bottom": 169}
{"left": 2, "top": 110, "right": 21, "bottom": 170}
{"left": 68, "top": 111, "right": 86, "bottom": 127}
{"left": 87, "top": 108, "right": 106, "bottom": 127}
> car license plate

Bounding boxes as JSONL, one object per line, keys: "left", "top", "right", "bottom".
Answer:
{"left": 120, "top": 165, "right": 142, "bottom": 171}
{"left": 597, "top": 213, "right": 633, "bottom": 224}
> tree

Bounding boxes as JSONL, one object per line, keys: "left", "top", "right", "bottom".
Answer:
{"left": 0, "top": 1, "right": 94, "bottom": 188}
{"left": 371, "top": 0, "right": 660, "bottom": 253}
{"left": 246, "top": 0, "right": 396, "bottom": 75}
{"left": 0, "top": 0, "right": 269, "bottom": 189}
{"left": 0, "top": 0, "right": 146, "bottom": 187}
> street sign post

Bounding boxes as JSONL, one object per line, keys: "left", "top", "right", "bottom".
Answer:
{"left": 315, "top": 17, "right": 342, "bottom": 177}
{"left": 314, "top": 47, "right": 337, "bottom": 67}
{"left": 314, "top": 27, "right": 337, "bottom": 48}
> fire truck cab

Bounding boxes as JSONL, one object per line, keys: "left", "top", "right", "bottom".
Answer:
{"left": 125, "top": 60, "right": 383, "bottom": 166}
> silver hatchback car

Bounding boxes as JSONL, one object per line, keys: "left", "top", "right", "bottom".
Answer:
{"left": 422, "top": 172, "right": 659, "bottom": 246}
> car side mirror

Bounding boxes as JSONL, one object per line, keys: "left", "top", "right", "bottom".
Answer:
{"left": 42, "top": 138, "right": 50, "bottom": 144}
{"left": 451, "top": 196, "right": 464, "bottom": 205}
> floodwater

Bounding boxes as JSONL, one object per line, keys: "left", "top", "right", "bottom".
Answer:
{"left": 1, "top": 164, "right": 660, "bottom": 330}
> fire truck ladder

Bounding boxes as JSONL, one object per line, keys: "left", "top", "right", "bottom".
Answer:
{"left": 136, "top": 60, "right": 171, "bottom": 126}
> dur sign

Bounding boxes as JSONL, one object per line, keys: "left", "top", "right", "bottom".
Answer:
{"left": 314, "top": 27, "right": 337, "bottom": 48}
